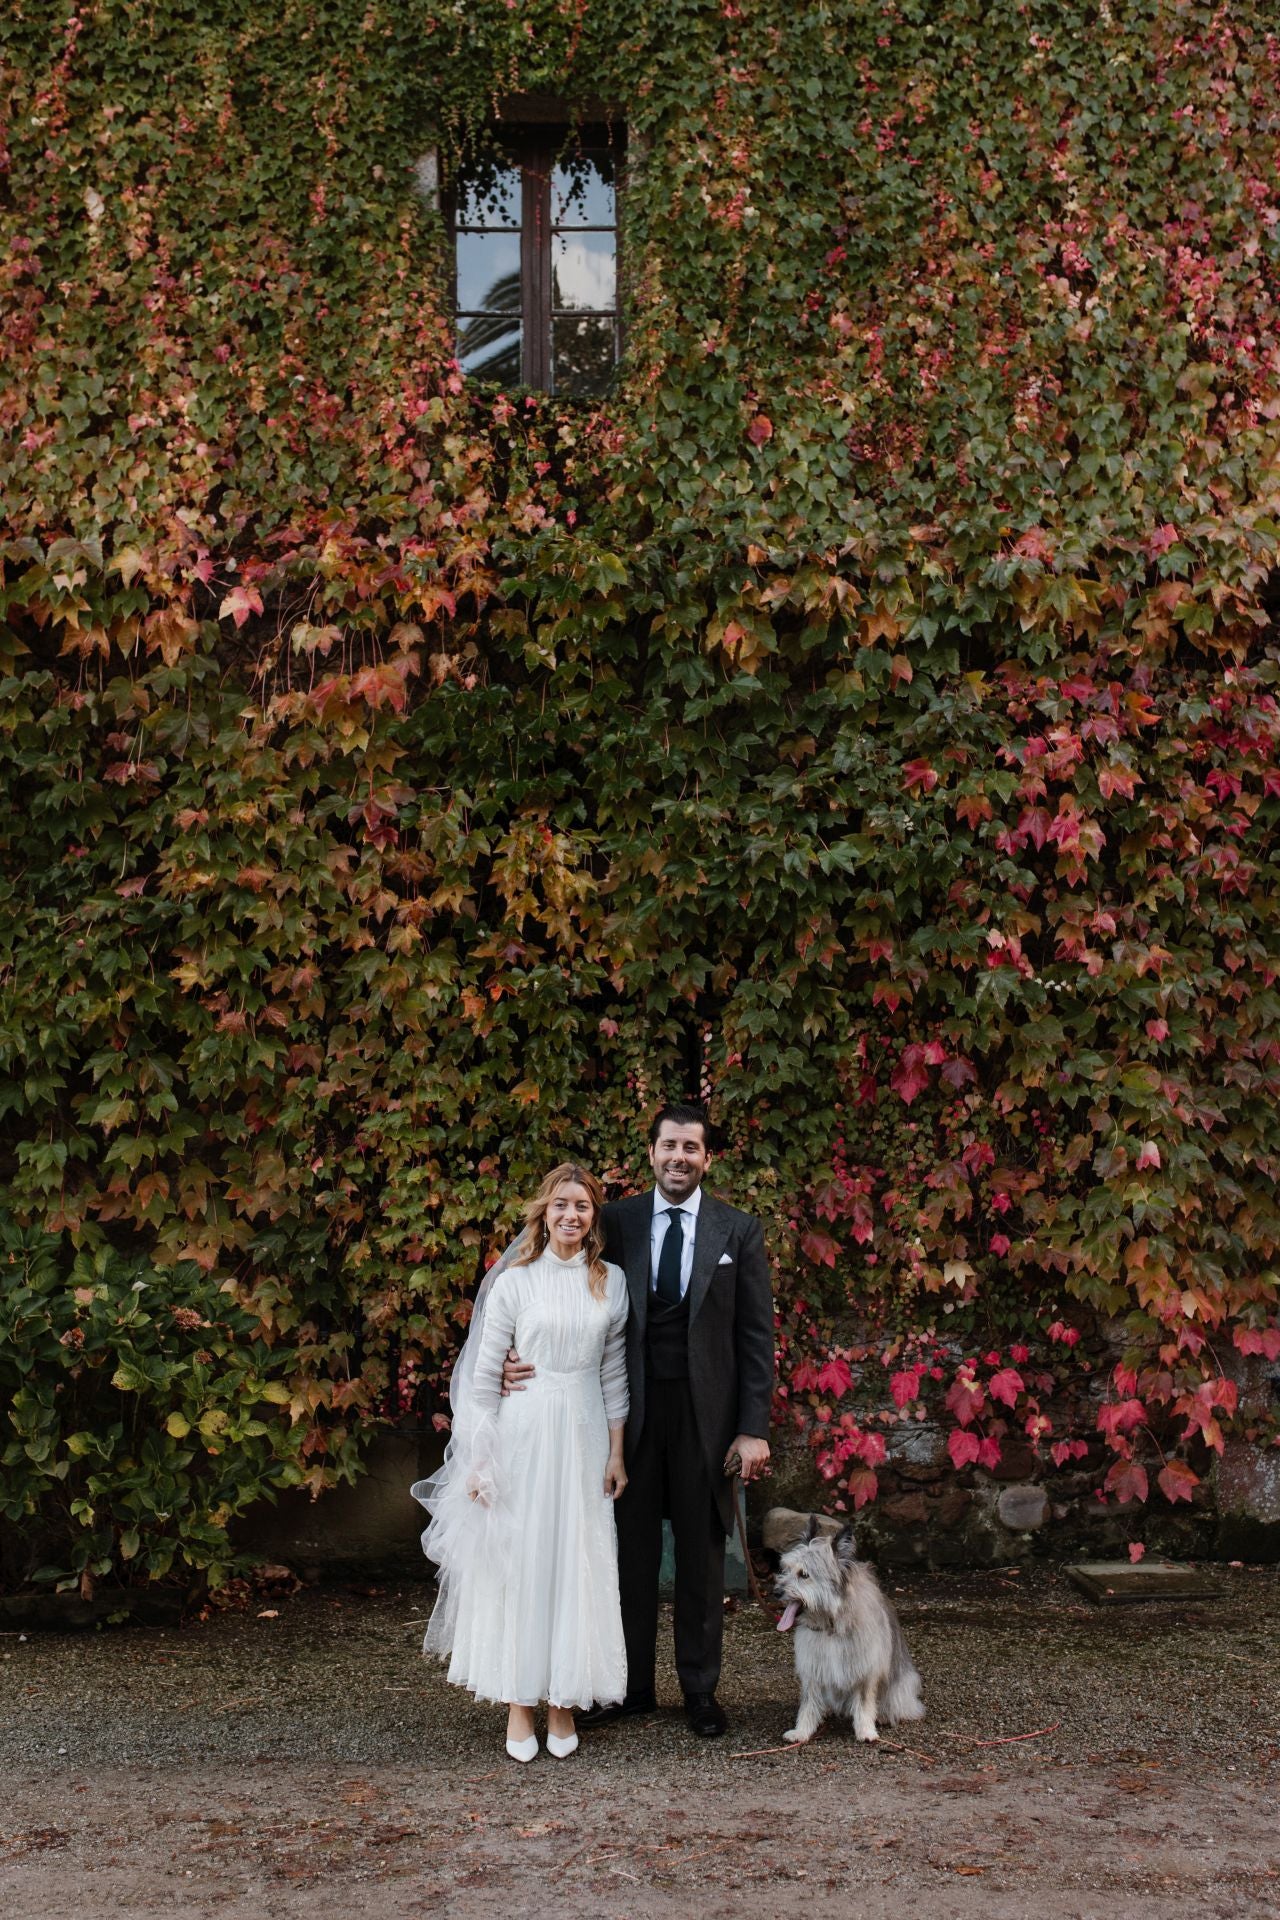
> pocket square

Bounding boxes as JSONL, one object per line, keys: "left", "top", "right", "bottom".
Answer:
{"left": 717, "top": 1252, "right": 733, "bottom": 1266}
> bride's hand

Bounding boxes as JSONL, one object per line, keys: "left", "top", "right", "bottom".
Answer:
{"left": 604, "top": 1457, "right": 627, "bottom": 1500}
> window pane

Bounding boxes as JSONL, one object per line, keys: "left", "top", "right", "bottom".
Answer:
{"left": 552, "top": 232, "right": 616, "bottom": 311}
{"left": 553, "top": 155, "right": 616, "bottom": 227}
{"left": 456, "top": 166, "right": 522, "bottom": 229}
{"left": 553, "top": 314, "right": 616, "bottom": 396}
{"left": 458, "top": 315, "right": 522, "bottom": 385}
{"left": 455, "top": 231, "right": 521, "bottom": 312}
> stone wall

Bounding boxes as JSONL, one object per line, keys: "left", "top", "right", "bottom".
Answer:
{"left": 230, "top": 1347, "right": 1280, "bottom": 1577}
{"left": 234, "top": 1424, "right": 749, "bottom": 1594}
{"left": 760, "top": 1349, "right": 1280, "bottom": 1568}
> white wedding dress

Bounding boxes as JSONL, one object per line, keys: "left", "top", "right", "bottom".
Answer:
{"left": 413, "top": 1249, "right": 630, "bottom": 1709}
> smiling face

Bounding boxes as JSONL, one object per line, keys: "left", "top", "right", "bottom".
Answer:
{"left": 544, "top": 1180, "right": 595, "bottom": 1255}
{"left": 648, "top": 1119, "right": 710, "bottom": 1204}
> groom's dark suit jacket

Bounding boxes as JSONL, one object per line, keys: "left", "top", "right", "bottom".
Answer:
{"left": 601, "top": 1191, "right": 774, "bottom": 1534}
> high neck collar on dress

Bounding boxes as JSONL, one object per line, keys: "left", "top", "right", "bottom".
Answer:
{"left": 544, "top": 1246, "right": 587, "bottom": 1268}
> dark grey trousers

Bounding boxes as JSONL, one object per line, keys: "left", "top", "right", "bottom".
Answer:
{"left": 617, "top": 1374, "right": 727, "bottom": 1698}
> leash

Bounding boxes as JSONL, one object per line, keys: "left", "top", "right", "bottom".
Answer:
{"left": 733, "top": 1474, "right": 771, "bottom": 1610}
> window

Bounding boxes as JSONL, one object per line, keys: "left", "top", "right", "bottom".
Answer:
{"left": 451, "top": 109, "right": 623, "bottom": 397}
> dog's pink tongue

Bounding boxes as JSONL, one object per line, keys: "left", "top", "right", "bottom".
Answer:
{"left": 776, "top": 1601, "right": 799, "bottom": 1632}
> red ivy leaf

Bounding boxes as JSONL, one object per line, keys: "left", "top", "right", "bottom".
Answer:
{"left": 746, "top": 414, "right": 773, "bottom": 446}
{"left": 1234, "top": 1326, "right": 1280, "bottom": 1361}
{"left": 988, "top": 1367, "right": 1025, "bottom": 1409}
{"left": 947, "top": 1428, "right": 982, "bottom": 1468}
{"left": 940, "top": 1056, "right": 978, "bottom": 1089}
{"left": 1097, "top": 1398, "right": 1147, "bottom": 1440}
{"left": 1157, "top": 1458, "right": 1199, "bottom": 1504}
{"left": 945, "top": 1374, "right": 986, "bottom": 1427}
{"left": 1018, "top": 805, "right": 1051, "bottom": 849}
{"left": 1105, "top": 1458, "right": 1149, "bottom": 1504}
{"left": 902, "top": 758, "right": 939, "bottom": 794}
{"left": 846, "top": 1466, "right": 878, "bottom": 1509}
{"left": 889, "top": 1368, "right": 923, "bottom": 1409}
{"left": 815, "top": 1357, "right": 853, "bottom": 1399}
{"left": 890, "top": 1044, "right": 931, "bottom": 1105}
{"left": 800, "top": 1229, "right": 840, "bottom": 1269}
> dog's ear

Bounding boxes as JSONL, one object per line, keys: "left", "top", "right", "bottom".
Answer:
{"left": 803, "top": 1513, "right": 821, "bottom": 1544}
{"left": 833, "top": 1522, "right": 859, "bottom": 1564}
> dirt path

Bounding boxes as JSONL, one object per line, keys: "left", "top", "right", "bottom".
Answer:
{"left": 2, "top": 1567, "right": 1277, "bottom": 1917}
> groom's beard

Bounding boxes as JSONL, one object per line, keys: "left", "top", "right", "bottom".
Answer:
{"left": 655, "top": 1170, "right": 700, "bottom": 1201}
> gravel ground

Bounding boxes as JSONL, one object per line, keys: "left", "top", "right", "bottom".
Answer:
{"left": 1, "top": 1564, "right": 1278, "bottom": 1918}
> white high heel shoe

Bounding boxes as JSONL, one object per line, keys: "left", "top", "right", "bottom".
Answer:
{"left": 505, "top": 1733, "right": 539, "bottom": 1763}
{"left": 545, "top": 1729, "right": 578, "bottom": 1759}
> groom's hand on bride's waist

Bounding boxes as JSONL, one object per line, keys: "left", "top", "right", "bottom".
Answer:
{"left": 501, "top": 1346, "right": 535, "bottom": 1395}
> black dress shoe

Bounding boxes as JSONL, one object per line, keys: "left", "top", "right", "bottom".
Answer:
{"left": 578, "top": 1688, "right": 658, "bottom": 1728}
{"left": 683, "top": 1691, "right": 727, "bottom": 1737}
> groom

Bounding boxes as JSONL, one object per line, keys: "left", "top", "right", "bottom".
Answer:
{"left": 503, "top": 1102, "right": 774, "bottom": 1737}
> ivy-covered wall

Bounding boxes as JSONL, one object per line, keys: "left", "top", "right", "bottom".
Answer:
{"left": 3, "top": 0, "right": 1280, "bottom": 1590}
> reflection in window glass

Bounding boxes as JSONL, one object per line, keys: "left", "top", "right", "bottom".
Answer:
{"left": 455, "top": 233, "right": 521, "bottom": 313}
{"left": 454, "top": 135, "right": 622, "bottom": 391}
{"left": 552, "top": 156, "right": 615, "bottom": 228}
{"left": 552, "top": 232, "right": 616, "bottom": 311}
{"left": 458, "top": 316, "right": 522, "bottom": 384}
{"left": 456, "top": 168, "right": 522, "bottom": 229}
{"left": 554, "top": 315, "right": 617, "bottom": 397}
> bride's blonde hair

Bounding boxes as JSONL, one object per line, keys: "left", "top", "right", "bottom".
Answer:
{"left": 512, "top": 1162, "right": 608, "bottom": 1299}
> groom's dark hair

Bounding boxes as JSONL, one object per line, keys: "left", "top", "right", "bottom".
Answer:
{"left": 648, "top": 1101, "right": 711, "bottom": 1147}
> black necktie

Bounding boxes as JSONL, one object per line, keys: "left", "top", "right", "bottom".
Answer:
{"left": 655, "top": 1208, "right": 685, "bottom": 1306}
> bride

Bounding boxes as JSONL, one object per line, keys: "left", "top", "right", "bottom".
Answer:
{"left": 412, "top": 1163, "right": 629, "bottom": 1761}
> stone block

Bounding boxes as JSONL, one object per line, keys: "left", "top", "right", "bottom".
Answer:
{"left": 762, "top": 1506, "right": 842, "bottom": 1553}
{"left": 1065, "top": 1559, "right": 1222, "bottom": 1604}
{"left": 880, "top": 1491, "right": 929, "bottom": 1527}
{"left": 1217, "top": 1439, "right": 1280, "bottom": 1524}
{"left": 887, "top": 1422, "right": 946, "bottom": 1468}
{"left": 933, "top": 1486, "right": 975, "bottom": 1529}
{"left": 1221, "top": 1352, "right": 1280, "bottom": 1421}
{"left": 997, "top": 1484, "right": 1050, "bottom": 1532}
{"left": 991, "top": 1441, "right": 1037, "bottom": 1482}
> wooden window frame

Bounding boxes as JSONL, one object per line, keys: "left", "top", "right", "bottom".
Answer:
{"left": 449, "top": 99, "right": 625, "bottom": 396}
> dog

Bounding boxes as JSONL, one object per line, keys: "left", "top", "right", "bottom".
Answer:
{"left": 775, "top": 1517, "right": 925, "bottom": 1744}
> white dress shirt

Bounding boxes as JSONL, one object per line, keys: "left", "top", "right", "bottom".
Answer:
{"left": 649, "top": 1184, "right": 702, "bottom": 1298}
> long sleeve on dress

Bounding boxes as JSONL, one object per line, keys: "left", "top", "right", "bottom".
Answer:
{"left": 456, "top": 1270, "right": 518, "bottom": 1501}
{"left": 600, "top": 1278, "right": 629, "bottom": 1427}
{"left": 468, "top": 1270, "right": 517, "bottom": 1418}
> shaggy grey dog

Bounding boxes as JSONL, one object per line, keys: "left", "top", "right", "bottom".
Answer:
{"left": 775, "top": 1518, "right": 925, "bottom": 1744}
